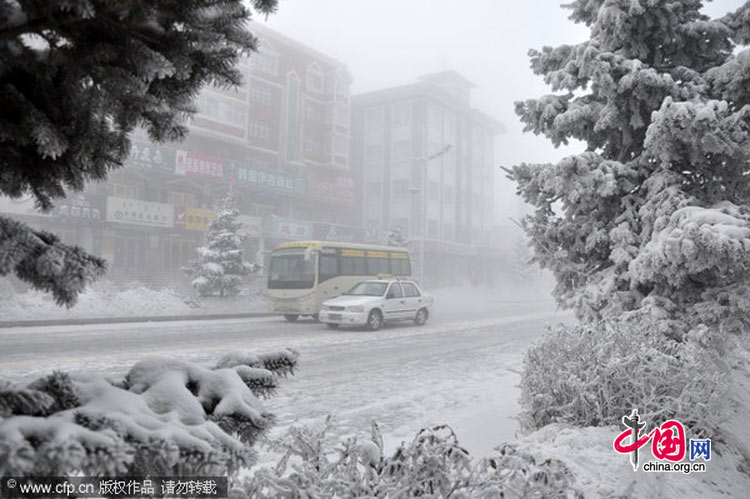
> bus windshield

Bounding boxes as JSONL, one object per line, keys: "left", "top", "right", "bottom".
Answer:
{"left": 268, "top": 248, "right": 315, "bottom": 289}
{"left": 344, "top": 281, "right": 388, "bottom": 296}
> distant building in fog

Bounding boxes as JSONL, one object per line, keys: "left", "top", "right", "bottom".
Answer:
{"left": 350, "top": 71, "right": 505, "bottom": 286}
{"left": 0, "top": 23, "right": 360, "bottom": 285}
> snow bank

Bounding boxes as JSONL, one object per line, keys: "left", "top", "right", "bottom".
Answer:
{"left": 0, "top": 279, "right": 267, "bottom": 321}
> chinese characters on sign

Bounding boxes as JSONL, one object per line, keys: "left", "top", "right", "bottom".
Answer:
{"left": 125, "top": 140, "right": 176, "bottom": 172}
{"left": 175, "top": 150, "right": 224, "bottom": 179}
{"left": 271, "top": 216, "right": 312, "bottom": 240}
{"left": 106, "top": 197, "right": 174, "bottom": 228}
{"left": 613, "top": 409, "right": 711, "bottom": 473}
{"left": 228, "top": 161, "right": 306, "bottom": 195}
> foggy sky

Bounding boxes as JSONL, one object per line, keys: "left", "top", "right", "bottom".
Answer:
{"left": 259, "top": 0, "right": 746, "bottom": 224}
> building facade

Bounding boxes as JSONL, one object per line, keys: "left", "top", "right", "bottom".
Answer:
{"left": 351, "top": 71, "right": 505, "bottom": 286}
{"left": 0, "top": 23, "right": 361, "bottom": 286}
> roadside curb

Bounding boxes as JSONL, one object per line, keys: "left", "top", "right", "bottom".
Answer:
{"left": 0, "top": 312, "right": 278, "bottom": 329}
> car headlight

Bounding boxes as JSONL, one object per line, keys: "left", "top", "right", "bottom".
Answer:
{"left": 321, "top": 304, "right": 330, "bottom": 311}
{"left": 346, "top": 305, "right": 365, "bottom": 312}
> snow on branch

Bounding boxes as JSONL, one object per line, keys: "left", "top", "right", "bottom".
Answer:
{"left": 0, "top": 348, "right": 297, "bottom": 477}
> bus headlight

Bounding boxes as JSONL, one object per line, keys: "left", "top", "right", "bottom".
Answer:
{"left": 346, "top": 305, "right": 365, "bottom": 312}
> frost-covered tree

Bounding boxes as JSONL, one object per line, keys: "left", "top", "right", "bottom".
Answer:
{"left": 0, "top": 0, "right": 277, "bottom": 306}
{"left": 184, "top": 194, "right": 259, "bottom": 297}
{"left": 508, "top": 1, "right": 750, "bottom": 332}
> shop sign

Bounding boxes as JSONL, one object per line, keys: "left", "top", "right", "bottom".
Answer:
{"left": 237, "top": 215, "right": 263, "bottom": 238}
{"left": 125, "top": 140, "right": 176, "bottom": 172}
{"left": 53, "top": 193, "right": 105, "bottom": 222}
{"left": 308, "top": 176, "right": 355, "bottom": 203}
{"left": 185, "top": 207, "right": 216, "bottom": 231}
{"left": 175, "top": 150, "right": 224, "bottom": 179}
{"left": 313, "top": 222, "right": 364, "bottom": 243}
{"left": 227, "top": 161, "right": 306, "bottom": 195}
{"left": 106, "top": 197, "right": 174, "bottom": 228}
{"left": 270, "top": 216, "right": 312, "bottom": 241}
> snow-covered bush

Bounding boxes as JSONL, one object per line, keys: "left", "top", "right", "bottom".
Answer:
{"left": 0, "top": 349, "right": 298, "bottom": 477}
{"left": 239, "top": 419, "right": 583, "bottom": 498}
{"left": 520, "top": 316, "right": 724, "bottom": 436}
{"left": 184, "top": 194, "right": 260, "bottom": 297}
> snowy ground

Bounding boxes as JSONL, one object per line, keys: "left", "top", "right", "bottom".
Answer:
{"left": 0, "top": 283, "right": 564, "bottom": 458}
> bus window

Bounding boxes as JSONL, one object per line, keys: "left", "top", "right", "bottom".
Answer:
{"left": 268, "top": 248, "right": 315, "bottom": 289}
{"left": 390, "top": 252, "right": 411, "bottom": 276}
{"left": 340, "top": 249, "right": 366, "bottom": 275}
{"left": 367, "top": 250, "right": 390, "bottom": 275}
{"left": 319, "top": 249, "right": 339, "bottom": 283}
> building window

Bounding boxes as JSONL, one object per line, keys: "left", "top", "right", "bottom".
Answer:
{"left": 444, "top": 185, "right": 454, "bottom": 203}
{"left": 249, "top": 86, "right": 272, "bottom": 106}
{"left": 392, "top": 102, "right": 411, "bottom": 127}
{"left": 306, "top": 64, "right": 324, "bottom": 93}
{"left": 196, "top": 95, "right": 246, "bottom": 127}
{"left": 333, "top": 135, "right": 348, "bottom": 156}
{"left": 248, "top": 120, "right": 271, "bottom": 140}
{"left": 286, "top": 72, "right": 300, "bottom": 161}
{"left": 305, "top": 105, "right": 322, "bottom": 122}
{"left": 366, "top": 107, "right": 384, "bottom": 130}
{"left": 107, "top": 183, "right": 140, "bottom": 199}
{"left": 167, "top": 191, "right": 196, "bottom": 207}
{"left": 392, "top": 179, "right": 409, "bottom": 200}
{"left": 250, "top": 42, "right": 278, "bottom": 75}
{"left": 334, "top": 106, "right": 350, "bottom": 127}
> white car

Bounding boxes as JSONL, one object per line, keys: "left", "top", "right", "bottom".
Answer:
{"left": 319, "top": 279, "right": 434, "bottom": 330}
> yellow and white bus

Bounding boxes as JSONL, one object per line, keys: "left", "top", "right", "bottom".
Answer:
{"left": 266, "top": 241, "right": 412, "bottom": 321}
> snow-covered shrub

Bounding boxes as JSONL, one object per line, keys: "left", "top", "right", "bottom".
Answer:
{"left": 239, "top": 419, "right": 582, "bottom": 498}
{"left": 520, "top": 316, "right": 724, "bottom": 436}
{"left": 0, "top": 349, "right": 298, "bottom": 477}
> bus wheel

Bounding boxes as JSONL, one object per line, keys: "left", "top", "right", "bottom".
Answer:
{"left": 283, "top": 314, "right": 299, "bottom": 322}
{"left": 366, "top": 309, "right": 383, "bottom": 331}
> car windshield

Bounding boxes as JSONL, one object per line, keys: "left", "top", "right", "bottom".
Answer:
{"left": 345, "top": 282, "right": 388, "bottom": 296}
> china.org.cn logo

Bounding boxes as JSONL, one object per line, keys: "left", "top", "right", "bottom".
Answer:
{"left": 613, "top": 409, "right": 711, "bottom": 473}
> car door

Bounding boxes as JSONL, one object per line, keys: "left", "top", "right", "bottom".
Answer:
{"left": 400, "top": 282, "right": 422, "bottom": 319}
{"left": 382, "top": 282, "right": 407, "bottom": 321}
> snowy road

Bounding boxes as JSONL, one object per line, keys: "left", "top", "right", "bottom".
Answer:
{"left": 0, "top": 288, "right": 570, "bottom": 456}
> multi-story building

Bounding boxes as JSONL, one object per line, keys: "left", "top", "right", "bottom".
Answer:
{"left": 351, "top": 71, "right": 505, "bottom": 286}
{"left": 0, "top": 23, "right": 361, "bottom": 286}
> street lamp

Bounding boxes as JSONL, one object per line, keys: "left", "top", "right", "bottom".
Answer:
{"left": 410, "top": 144, "right": 452, "bottom": 285}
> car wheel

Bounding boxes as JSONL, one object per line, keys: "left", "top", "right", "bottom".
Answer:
{"left": 326, "top": 323, "right": 339, "bottom": 329}
{"left": 414, "top": 308, "right": 428, "bottom": 326}
{"left": 283, "top": 314, "right": 299, "bottom": 322}
{"left": 366, "top": 309, "right": 383, "bottom": 331}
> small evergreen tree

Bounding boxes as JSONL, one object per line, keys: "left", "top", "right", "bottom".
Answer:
{"left": 0, "top": 0, "right": 277, "bottom": 306}
{"left": 507, "top": 0, "right": 750, "bottom": 333}
{"left": 185, "top": 194, "right": 259, "bottom": 297}
{"left": 385, "top": 224, "right": 407, "bottom": 246}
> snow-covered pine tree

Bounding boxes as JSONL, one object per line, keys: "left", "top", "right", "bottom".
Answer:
{"left": 508, "top": 1, "right": 750, "bottom": 332}
{"left": 0, "top": 0, "right": 277, "bottom": 306}
{"left": 184, "top": 194, "right": 259, "bottom": 297}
